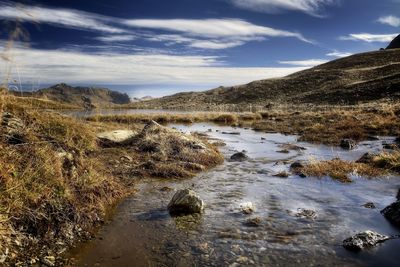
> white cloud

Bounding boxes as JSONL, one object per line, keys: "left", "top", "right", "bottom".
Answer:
{"left": 326, "top": 51, "right": 352, "bottom": 58}
{"left": 377, "top": 15, "right": 400, "bottom": 27}
{"left": 278, "top": 59, "right": 327, "bottom": 66}
{"left": 229, "top": 0, "right": 336, "bottom": 16}
{"left": 339, "top": 33, "right": 398, "bottom": 43}
{"left": 96, "top": 35, "right": 136, "bottom": 42}
{"left": 123, "top": 18, "right": 312, "bottom": 43}
{"left": 1, "top": 44, "right": 305, "bottom": 88}
{"left": 0, "top": 0, "right": 124, "bottom": 33}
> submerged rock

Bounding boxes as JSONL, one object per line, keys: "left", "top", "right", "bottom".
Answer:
{"left": 295, "top": 209, "right": 317, "bottom": 219}
{"left": 97, "top": 130, "right": 137, "bottom": 146}
{"left": 343, "top": 231, "right": 390, "bottom": 251}
{"left": 381, "top": 201, "right": 400, "bottom": 227}
{"left": 230, "top": 152, "right": 249, "bottom": 162}
{"left": 245, "top": 217, "right": 262, "bottom": 227}
{"left": 363, "top": 202, "right": 376, "bottom": 209}
{"left": 168, "top": 189, "right": 204, "bottom": 215}
{"left": 340, "top": 139, "right": 357, "bottom": 150}
{"left": 240, "top": 202, "right": 255, "bottom": 214}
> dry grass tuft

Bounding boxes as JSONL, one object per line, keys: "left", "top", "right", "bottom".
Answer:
{"left": 301, "top": 158, "right": 386, "bottom": 183}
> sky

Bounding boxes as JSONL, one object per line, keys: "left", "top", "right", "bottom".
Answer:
{"left": 0, "top": 0, "right": 399, "bottom": 98}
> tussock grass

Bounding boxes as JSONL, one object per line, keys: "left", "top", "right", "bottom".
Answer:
{"left": 302, "top": 158, "right": 386, "bottom": 183}
{"left": 372, "top": 150, "right": 400, "bottom": 172}
{"left": 0, "top": 99, "right": 125, "bottom": 263}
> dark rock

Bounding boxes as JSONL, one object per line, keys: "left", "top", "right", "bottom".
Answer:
{"left": 363, "top": 202, "right": 376, "bottom": 209}
{"left": 343, "top": 231, "right": 390, "bottom": 251}
{"left": 290, "top": 161, "right": 304, "bottom": 169}
{"left": 168, "top": 189, "right": 204, "bottom": 215}
{"left": 386, "top": 34, "right": 400, "bottom": 49}
{"left": 230, "top": 152, "right": 249, "bottom": 162}
{"left": 381, "top": 201, "right": 400, "bottom": 227}
{"left": 366, "top": 135, "right": 379, "bottom": 141}
{"left": 356, "top": 152, "right": 377, "bottom": 164}
{"left": 340, "top": 139, "right": 357, "bottom": 150}
{"left": 245, "top": 217, "right": 262, "bottom": 227}
{"left": 397, "top": 189, "right": 400, "bottom": 201}
{"left": 383, "top": 143, "right": 398, "bottom": 150}
{"left": 222, "top": 131, "right": 240, "bottom": 135}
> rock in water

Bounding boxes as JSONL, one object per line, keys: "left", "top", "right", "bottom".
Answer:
{"left": 343, "top": 231, "right": 390, "bottom": 251}
{"left": 97, "top": 130, "right": 137, "bottom": 146}
{"left": 340, "top": 139, "right": 357, "bottom": 150}
{"left": 240, "top": 202, "right": 255, "bottom": 214}
{"left": 230, "top": 152, "right": 249, "bottom": 162}
{"left": 381, "top": 201, "right": 400, "bottom": 227}
{"left": 168, "top": 189, "right": 204, "bottom": 215}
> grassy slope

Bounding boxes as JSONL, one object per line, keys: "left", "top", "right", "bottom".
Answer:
{"left": 130, "top": 49, "right": 400, "bottom": 111}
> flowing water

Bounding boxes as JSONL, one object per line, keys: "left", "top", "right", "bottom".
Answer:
{"left": 69, "top": 123, "right": 400, "bottom": 267}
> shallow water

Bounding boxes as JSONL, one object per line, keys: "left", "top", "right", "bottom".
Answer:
{"left": 70, "top": 123, "right": 400, "bottom": 267}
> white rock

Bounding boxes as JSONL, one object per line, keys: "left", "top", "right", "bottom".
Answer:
{"left": 97, "top": 130, "right": 136, "bottom": 145}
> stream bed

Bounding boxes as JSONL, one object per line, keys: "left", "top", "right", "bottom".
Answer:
{"left": 69, "top": 123, "right": 400, "bottom": 267}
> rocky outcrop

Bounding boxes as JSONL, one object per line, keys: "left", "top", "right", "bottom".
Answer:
{"left": 381, "top": 201, "right": 400, "bottom": 227}
{"left": 343, "top": 231, "right": 390, "bottom": 251}
{"left": 387, "top": 34, "right": 400, "bottom": 49}
{"left": 168, "top": 189, "right": 204, "bottom": 215}
{"left": 97, "top": 130, "right": 137, "bottom": 146}
{"left": 1, "top": 112, "right": 26, "bottom": 144}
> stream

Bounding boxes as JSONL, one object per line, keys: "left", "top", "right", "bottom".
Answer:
{"left": 69, "top": 123, "right": 400, "bottom": 267}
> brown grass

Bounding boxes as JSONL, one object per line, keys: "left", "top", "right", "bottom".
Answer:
{"left": 87, "top": 112, "right": 262, "bottom": 126}
{"left": 301, "top": 158, "right": 388, "bottom": 183}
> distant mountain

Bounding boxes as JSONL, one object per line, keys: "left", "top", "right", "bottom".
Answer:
{"left": 12, "top": 83, "right": 131, "bottom": 108}
{"left": 132, "top": 95, "right": 154, "bottom": 102}
{"left": 131, "top": 48, "right": 400, "bottom": 110}
{"left": 387, "top": 34, "right": 400, "bottom": 49}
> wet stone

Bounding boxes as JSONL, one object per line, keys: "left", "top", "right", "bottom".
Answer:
{"left": 381, "top": 201, "right": 400, "bottom": 227}
{"left": 168, "top": 189, "right": 204, "bottom": 215}
{"left": 340, "top": 139, "right": 357, "bottom": 150}
{"left": 245, "top": 217, "right": 262, "bottom": 227}
{"left": 230, "top": 152, "right": 249, "bottom": 162}
{"left": 343, "top": 231, "right": 390, "bottom": 251}
{"left": 295, "top": 209, "right": 317, "bottom": 219}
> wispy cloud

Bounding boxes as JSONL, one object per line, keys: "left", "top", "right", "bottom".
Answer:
{"left": 0, "top": 0, "right": 124, "bottom": 33}
{"left": 0, "top": 1, "right": 311, "bottom": 49}
{"left": 95, "top": 35, "right": 136, "bottom": 42}
{"left": 229, "top": 0, "right": 336, "bottom": 16}
{"left": 339, "top": 33, "right": 398, "bottom": 43}
{"left": 326, "top": 51, "right": 352, "bottom": 58}
{"left": 377, "top": 15, "right": 400, "bottom": 27}
{"left": 278, "top": 59, "right": 327, "bottom": 66}
{"left": 123, "top": 18, "right": 312, "bottom": 44}
{"left": 1, "top": 43, "right": 305, "bottom": 87}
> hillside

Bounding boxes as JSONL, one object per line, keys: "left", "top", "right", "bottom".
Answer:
{"left": 131, "top": 48, "right": 400, "bottom": 111}
{"left": 12, "top": 84, "right": 131, "bottom": 108}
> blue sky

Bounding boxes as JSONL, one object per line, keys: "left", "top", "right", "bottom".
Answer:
{"left": 0, "top": 0, "right": 399, "bottom": 97}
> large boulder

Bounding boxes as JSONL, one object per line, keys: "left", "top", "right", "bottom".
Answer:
{"left": 97, "top": 130, "right": 137, "bottom": 146}
{"left": 381, "top": 201, "right": 400, "bottom": 227}
{"left": 343, "top": 231, "right": 390, "bottom": 251}
{"left": 168, "top": 189, "right": 204, "bottom": 215}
